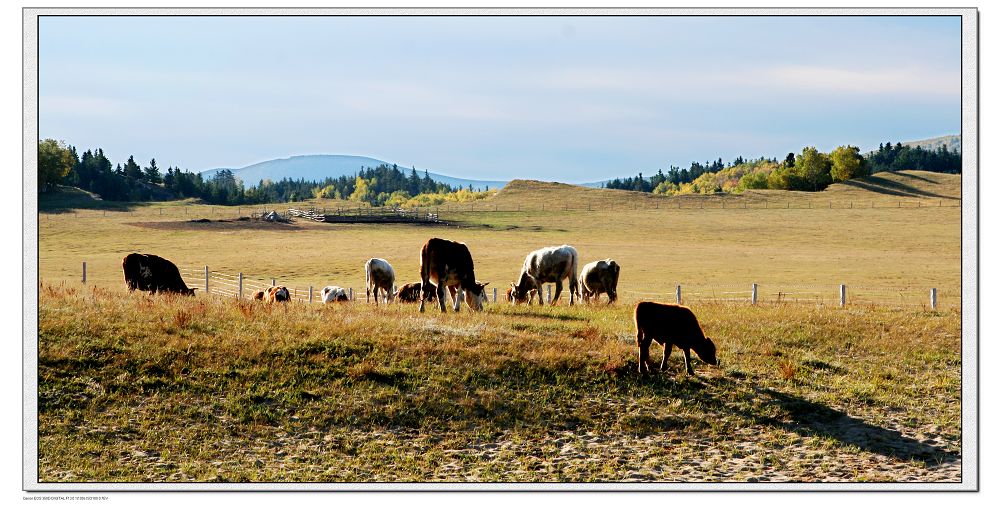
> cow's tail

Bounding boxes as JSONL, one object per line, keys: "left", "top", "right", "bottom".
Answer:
{"left": 365, "top": 260, "right": 372, "bottom": 301}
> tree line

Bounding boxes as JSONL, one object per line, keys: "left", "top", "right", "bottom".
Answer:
{"left": 37, "top": 139, "right": 489, "bottom": 207}
{"left": 603, "top": 141, "right": 960, "bottom": 196}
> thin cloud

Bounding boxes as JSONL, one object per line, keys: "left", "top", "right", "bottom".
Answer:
{"left": 762, "top": 65, "right": 958, "bottom": 97}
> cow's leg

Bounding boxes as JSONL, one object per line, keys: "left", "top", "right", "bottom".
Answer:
{"left": 419, "top": 284, "right": 427, "bottom": 313}
{"left": 568, "top": 276, "right": 577, "bottom": 306}
{"left": 453, "top": 287, "right": 463, "bottom": 312}
{"left": 660, "top": 342, "right": 674, "bottom": 372}
{"left": 437, "top": 284, "right": 448, "bottom": 312}
{"left": 682, "top": 348, "right": 695, "bottom": 375}
{"left": 534, "top": 280, "right": 546, "bottom": 306}
{"left": 637, "top": 327, "right": 650, "bottom": 374}
{"left": 552, "top": 280, "right": 563, "bottom": 305}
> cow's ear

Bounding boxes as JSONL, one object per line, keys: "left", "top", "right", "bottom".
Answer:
{"left": 482, "top": 282, "right": 489, "bottom": 287}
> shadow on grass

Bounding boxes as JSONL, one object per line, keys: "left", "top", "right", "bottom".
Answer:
{"left": 840, "top": 174, "right": 959, "bottom": 201}
{"left": 680, "top": 372, "right": 960, "bottom": 468}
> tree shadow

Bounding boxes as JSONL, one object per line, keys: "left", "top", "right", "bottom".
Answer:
{"left": 839, "top": 174, "right": 959, "bottom": 201}
{"left": 893, "top": 171, "right": 944, "bottom": 185}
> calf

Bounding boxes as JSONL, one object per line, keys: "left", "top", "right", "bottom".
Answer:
{"left": 505, "top": 286, "right": 537, "bottom": 304}
{"left": 320, "top": 286, "right": 349, "bottom": 303}
{"left": 262, "top": 285, "right": 290, "bottom": 303}
{"left": 634, "top": 302, "right": 718, "bottom": 375}
{"left": 395, "top": 282, "right": 437, "bottom": 303}
{"left": 579, "top": 259, "right": 620, "bottom": 304}
{"left": 365, "top": 258, "right": 396, "bottom": 306}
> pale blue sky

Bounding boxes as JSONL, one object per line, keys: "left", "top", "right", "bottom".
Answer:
{"left": 38, "top": 15, "right": 961, "bottom": 182}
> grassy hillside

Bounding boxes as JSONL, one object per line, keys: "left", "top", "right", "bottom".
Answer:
{"left": 38, "top": 285, "right": 960, "bottom": 482}
{"left": 489, "top": 170, "right": 960, "bottom": 210}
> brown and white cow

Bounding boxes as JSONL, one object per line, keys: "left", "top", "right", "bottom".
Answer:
{"left": 579, "top": 259, "right": 620, "bottom": 304}
{"left": 634, "top": 302, "right": 718, "bottom": 375}
{"left": 504, "top": 286, "right": 537, "bottom": 304}
{"left": 395, "top": 282, "right": 437, "bottom": 304}
{"left": 365, "top": 258, "right": 396, "bottom": 306}
{"left": 320, "top": 285, "right": 349, "bottom": 303}
{"left": 260, "top": 285, "right": 291, "bottom": 303}
{"left": 418, "top": 238, "right": 489, "bottom": 313}
{"left": 122, "top": 253, "right": 196, "bottom": 296}
{"left": 510, "top": 245, "right": 579, "bottom": 306}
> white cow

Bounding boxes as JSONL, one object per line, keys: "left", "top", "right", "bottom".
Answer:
{"left": 579, "top": 259, "right": 620, "bottom": 304}
{"left": 320, "top": 285, "right": 349, "bottom": 303}
{"left": 365, "top": 258, "right": 396, "bottom": 306}
{"left": 510, "top": 245, "right": 579, "bottom": 306}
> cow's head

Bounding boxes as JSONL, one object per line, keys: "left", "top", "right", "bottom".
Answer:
{"left": 695, "top": 337, "right": 718, "bottom": 367}
{"left": 465, "top": 282, "right": 489, "bottom": 311}
{"left": 509, "top": 277, "right": 533, "bottom": 304}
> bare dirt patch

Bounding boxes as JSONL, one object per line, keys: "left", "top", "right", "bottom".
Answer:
{"left": 126, "top": 218, "right": 305, "bottom": 231}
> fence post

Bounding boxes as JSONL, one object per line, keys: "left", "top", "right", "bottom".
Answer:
{"left": 930, "top": 288, "right": 937, "bottom": 310}
{"left": 546, "top": 286, "right": 552, "bottom": 303}
{"left": 839, "top": 284, "right": 846, "bottom": 307}
{"left": 752, "top": 283, "right": 758, "bottom": 305}
{"left": 82, "top": 261, "right": 86, "bottom": 284}
{"left": 238, "top": 272, "right": 243, "bottom": 299}
{"left": 271, "top": 278, "right": 276, "bottom": 287}
{"left": 309, "top": 286, "right": 313, "bottom": 304}
{"left": 204, "top": 265, "right": 209, "bottom": 294}
{"left": 493, "top": 287, "right": 498, "bottom": 303}
{"left": 676, "top": 285, "right": 681, "bottom": 305}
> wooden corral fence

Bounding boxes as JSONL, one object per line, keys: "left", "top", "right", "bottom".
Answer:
{"left": 69, "top": 262, "right": 948, "bottom": 310}
{"left": 290, "top": 206, "right": 442, "bottom": 224}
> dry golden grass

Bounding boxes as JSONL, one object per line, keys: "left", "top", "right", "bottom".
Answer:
{"left": 37, "top": 171, "right": 961, "bottom": 308}
{"left": 37, "top": 285, "right": 961, "bottom": 482}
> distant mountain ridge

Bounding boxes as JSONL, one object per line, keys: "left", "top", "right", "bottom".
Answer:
{"left": 200, "top": 134, "right": 958, "bottom": 192}
{"left": 201, "top": 155, "right": 506, "bottom": 191}
{"left": 901, "top": 134, "right": 960, "bottom": 154}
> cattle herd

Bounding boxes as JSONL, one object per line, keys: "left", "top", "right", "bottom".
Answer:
{"left": 121, "top": 237, "right": 718, "bottom": 374}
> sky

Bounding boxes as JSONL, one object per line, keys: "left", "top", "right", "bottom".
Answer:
{"left": 37, "top": 15, "right": 962, "bottom": 182}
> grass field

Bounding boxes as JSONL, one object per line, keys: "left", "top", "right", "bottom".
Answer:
{"left": 38, "top": 171, "right": 962, "bottom": 306}
{"left": 34, "top": 170, "right": 965, "bottom": 483}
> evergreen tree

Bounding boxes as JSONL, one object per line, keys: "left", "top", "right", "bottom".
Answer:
{"left": 123, "top": 155, "right": 143, "bottom": 180}
{"left": 144, "top": 158, "right": 162, "bottom": 184}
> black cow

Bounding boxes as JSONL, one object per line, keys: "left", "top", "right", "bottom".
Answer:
{"left": 418, "top": 238, "right": 489, "bottom": 313}
{"left": 122, "top": 253, "right": 196, "bottom": 296}
{"left": 634, "top": 302, "right": 718, "bottom": 375}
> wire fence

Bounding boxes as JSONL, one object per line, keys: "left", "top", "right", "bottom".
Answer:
{"left": 162, "top": 264, "right": 954, "bottom": 310}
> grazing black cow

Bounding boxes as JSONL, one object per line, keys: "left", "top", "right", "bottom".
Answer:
{"left": 418, "top": 238, "right": 488, "bottom": 313}
{"left": 634, "top": 302, "right": 718, "bottom": 375}
{"left": 122, "top": 253, "right": 196, "bottom": 296}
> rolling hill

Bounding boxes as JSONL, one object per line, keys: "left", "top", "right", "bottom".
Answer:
{"left": 487, "top": 170, "right": 960, "bottom": 210}
{"left": 201, "top": 155, "right": 506, "bottom": 191}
